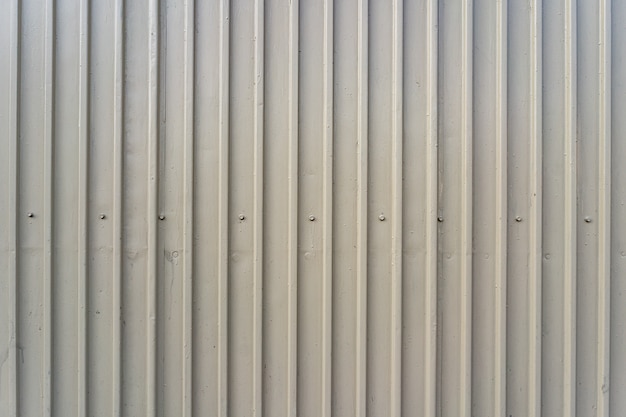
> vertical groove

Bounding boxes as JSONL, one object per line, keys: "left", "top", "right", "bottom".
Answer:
{"left": 321, "top": 0, "right": 333, "bottom": 416}
{"left": 43, "top": 0, "right": 54, "bottom": 415}
{"left": 287, "top": 0, "right": 299, "bottom": 415}
{"left": 424, "top": 0, "right": 438, "bottom": 415}
{"left": 528, "top": 0, "right": 542, "bottom": 415}
{"left": 77, "top": 0, "right": 88, "bottom": 415}
{"left": 355, "top": 0, "right": 368, "bottom": 413}
{"left": 562, "top": 0, "right": 577, "bottom": 414}
{"left": 494, "top": 0, "right": 508, "bottom": 416}
{"left": 460, "top": 1, "right": 473, "bottom": 416}
{"left": 112, "top": 0, "right": 124, "bottom": 415}
{"left": 252, "top": 0, "right": 264, "bottom": 414}
{"left": 596, "top": 0, "right": 611, "bottom": 414}
{"left": 217, "top": 0, "right": 230, "bottom": 415}
{"left": 147, "top": 0, "right": 159, "bottom": 415}
{"left": 390, "top": 0, "right": 403, "bottom": 415}
{"left": 182, "top": 0, "right": 195, "bottom": 415}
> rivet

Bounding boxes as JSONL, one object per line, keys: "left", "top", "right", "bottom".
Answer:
{"left": 437, "top": 216, "right": 443, "bottom": 223}
{"left": 99, "top": 214, "right": 106, "bottom": 220}
{"left": 238, "top": 214, "right": 245, "bottom": 221}
{"left": 309, "top": 215, "right": 316, "bottom": 221}
{"left": 584, "top": 216, "right": 592, "bottom": 223}
{"left": 515, "top": 216, "right": 522, "bottom": 222}
{"left": 27, "top": 212, "right": 34, "bottom": 218}
{"left": 378, "top": 214, "right": 386, "bottom": 221}
{"left": 159, "top": 214, "right": 165, "bottom": 221}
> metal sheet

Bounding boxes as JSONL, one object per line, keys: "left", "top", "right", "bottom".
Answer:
{"left": 0, "top": 0, "right": 624, "bottom": 416}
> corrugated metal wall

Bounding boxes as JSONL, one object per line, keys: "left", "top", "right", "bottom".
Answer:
{"left": 1, "top": 0, "right": 625, "bottom": 416}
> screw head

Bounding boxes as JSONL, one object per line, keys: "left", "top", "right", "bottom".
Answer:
{"left": 378, "top": 214, "right": 386, "bottom": 221}
{"left": 515, "top": 216, "right": 522, "bottom": 222}
{"left": 159, "top": 214, "right": 165, "bottom": 221}
{"left": 584, "top": 216, "right": 592, "bottom": 223}
{"left": 99, "top": 213, "right": 106, "bottom": 219}
{"left": 27, "top": 212, "right": 34, "bottom": 218}
{"left": 238, "top": 214, "right": 245, "bottom": 221}
{"left": 437, "top": 216, "right": 444, "bottom": 222}
{"left": 309, "top": 215, "right": 316, "bottom": 221}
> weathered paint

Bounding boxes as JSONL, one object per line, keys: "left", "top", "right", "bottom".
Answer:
{"left": 1, "top": 0, "right": 625, "bottom": 416}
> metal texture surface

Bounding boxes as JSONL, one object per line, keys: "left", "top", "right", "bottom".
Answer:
{"left": 0, "top": 0, "right": 624, "bottom": 416}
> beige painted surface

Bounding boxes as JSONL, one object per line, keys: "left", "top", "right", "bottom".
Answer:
{"left": 0, "top": 0, "right": 625, "bottom": 416}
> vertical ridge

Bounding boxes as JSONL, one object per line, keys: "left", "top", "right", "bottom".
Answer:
{"left": 494, "top": 0, "right": 508, "bottom": 416}
{"left": 252, "top": 0, "right": 264, "bottom": 414}
{"left": 390, "top": 0, "right": 403, "bottom": 416}
{"left": 147, "top": 0, "right": 159, "bottom": 415}
{"left": 562, "top": 0, "right": 577, "bottom": 414}
{"left": 322, "top": 0, "right": 333, "bottom": 416}
{"left": 43, "top": 0, "right": 54, "bottom": 414}
{"left": 355, "top": 0, "right": 368, "bottom": 414}
{"left": 460, "top": 1, "right": 473, "bottom": 416}
{"left": 217, "top": 0, "right": 230, "bottom": 416}
{"left": 596, "top": 0, "right": 611, "bottom": 414}
{"left": 182, "top": 0, "right": 195, "bottom": 415}
{"left": 77, "top": 0, "right": 89, "bottom": 415}
{"left": 0, "top": 0, "right": 20, "bottom": 414}
{"left": 424, "top": 0, "right": 438, "bottom": 415}
{"left": 112, "top": 1, "right": 124, "bottom": 415}
{"left": 528, "top": 0, "right": 543, "bottom": 416}
{"left": 287, "top": 1, "right": 299, "bottom": 415}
